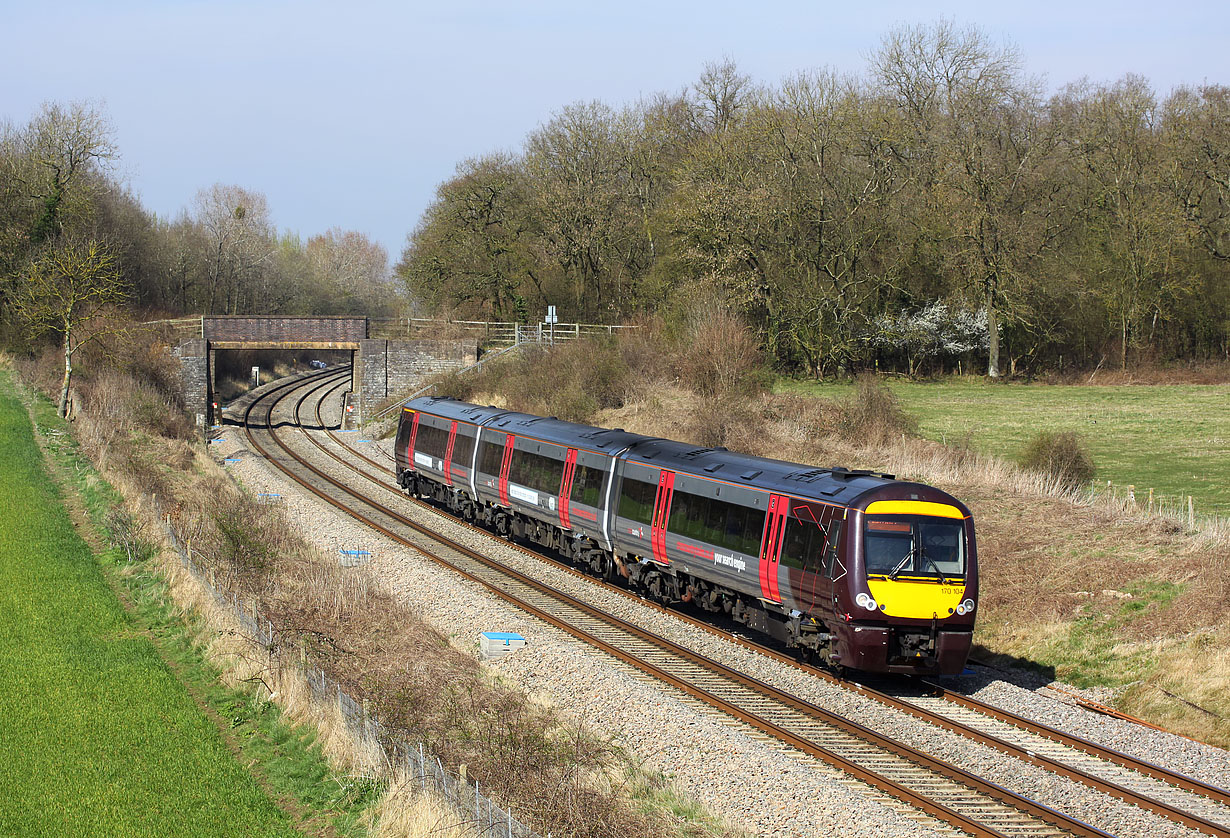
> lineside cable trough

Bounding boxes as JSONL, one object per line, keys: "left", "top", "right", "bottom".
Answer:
{"left": 480, "top": 631, "right": 527, "bottom": 661}
{"left": 338, "top": 548, "right": 374, "bottom": 567}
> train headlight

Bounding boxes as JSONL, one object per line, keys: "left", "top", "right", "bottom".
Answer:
{"left": 855, "top": 592, "right": 878, "bottom": 612}
{"left": 956, "top": 598, "right": 976, "bottom": 616}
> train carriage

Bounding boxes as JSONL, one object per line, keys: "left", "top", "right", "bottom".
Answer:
{"left": 396, "top": 396, "right": 977, "bottom": 677}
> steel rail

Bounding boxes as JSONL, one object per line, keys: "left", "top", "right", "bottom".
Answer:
{"left": 312, "top": 390, "right": 1230, "bottom": 837}
{"left": 240, "top": 374, "right": 1120, "bottom": 838}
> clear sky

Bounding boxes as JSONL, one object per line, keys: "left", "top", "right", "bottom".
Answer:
{"left": 2, "top": 1, "right": 1225, "bottom": 265}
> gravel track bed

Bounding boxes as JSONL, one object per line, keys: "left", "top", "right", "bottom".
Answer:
{"left": 213, "top": 377, "right": 1226, "bottom": 837}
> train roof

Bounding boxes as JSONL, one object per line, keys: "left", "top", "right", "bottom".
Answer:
{"left": 622, "top": 438, "right": 899, "bottom": 506}
{"left": 404, "top": 397, "right": 508, "bottom": 426}
{"left": 406, "top": 397, "right": 960, "bottom": 513}
{"left": 407, "top": 396, "right": 655, "bottom": 453}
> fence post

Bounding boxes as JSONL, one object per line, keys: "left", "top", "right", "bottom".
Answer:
{"left": 1189, "top": 495, "right": 1195, "bottom": 529}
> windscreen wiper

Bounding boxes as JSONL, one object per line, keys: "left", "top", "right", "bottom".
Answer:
{"left": 888, "top": 548, "right": 916, "bottom": 580}
{"left": 920, "top": 550, "right": 951, "bottom": 585}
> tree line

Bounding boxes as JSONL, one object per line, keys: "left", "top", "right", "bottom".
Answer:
{"left": 397, "top": 21, "right": 1229, "bottom": 377}
{"left": 0, "top": 101, "right": 400, "bottom": 414}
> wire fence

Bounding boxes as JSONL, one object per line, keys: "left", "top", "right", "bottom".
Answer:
{"left": 153, "top": 497, "right": 541, "bottom": 838}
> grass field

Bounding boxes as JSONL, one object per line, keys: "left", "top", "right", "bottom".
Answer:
{"left": 777, "top": 378, "right": 1230, "bottom": 518}
{"left": 0, "top": 372, "right": 305, "bottom": 838}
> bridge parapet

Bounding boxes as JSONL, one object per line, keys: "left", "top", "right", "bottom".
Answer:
{"left": 203, "top": 315, "right": 367, "bottom": 347}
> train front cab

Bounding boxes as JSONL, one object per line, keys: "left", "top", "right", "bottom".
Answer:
{"left": 834, "top": 493, "right": 977, "bottom": 676}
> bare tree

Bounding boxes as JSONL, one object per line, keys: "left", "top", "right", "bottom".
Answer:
{"left": 1065, "top": 76, "right": 1189, "bottom": 369}
{"left": 872, "top": 21, "right": 1052, "bottom": 378}
{"left": 306, "top": 227, "right": 391, "bottom": 314}
{"left": 694, "top": 58, "right": 753, "bottom": 134}
{"left": 1163, "top": 85, "right": 1230, "bottom": 262}
{"left": 193, "top": 184, "right": 274, "bottom": 314}
{"left": 6, "top": 101, "right": 117, "bottom": 245}
{"left": 13, "top": 236, "right": 130, "bottom": 416}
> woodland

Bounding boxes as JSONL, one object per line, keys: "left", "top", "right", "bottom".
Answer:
{"left": 398, "top": 23, "right": 1230, "bottom": 379}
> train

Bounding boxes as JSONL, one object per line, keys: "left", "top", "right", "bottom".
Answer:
{"left": 394, "top": 396, "right": 978, "bottom": 676}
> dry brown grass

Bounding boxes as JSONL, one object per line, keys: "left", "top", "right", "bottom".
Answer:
{"left": 369, "top": 779, "right": 482, "bottom": 838}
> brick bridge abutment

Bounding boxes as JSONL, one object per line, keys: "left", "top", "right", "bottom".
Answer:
{"left": 171, "top": 316, "right": 475, "bottom": 432}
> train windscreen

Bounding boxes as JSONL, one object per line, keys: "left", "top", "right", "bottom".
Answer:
{"left": 863, "top": 516, "right": 966, "bottom": 581}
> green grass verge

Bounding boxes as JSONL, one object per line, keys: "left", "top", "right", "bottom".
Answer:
{"left": 0, "top": 371, "right": 376, "bottom": 837}
{"left": 777, "top": 378, "right": 1230, "bottom": 517}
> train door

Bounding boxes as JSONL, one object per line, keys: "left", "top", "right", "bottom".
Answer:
{"left": 782, "top": 503, "right": 837, "bottom": 611}
{"left": 758, "top": 494, "right": 788, "bottom": 603}
{"left": 497, "top": 433, "right": 515, "bottom": 505}
{"left": 823, "top": 506, "right": 848, "bottom": 624}
{"left": 443, "top": 420, "right": 458, "bottom": 486}
{"left": 558, "top": 449, "right": 578, "bottom": 529}
{"left": 405, "top": 410, "right": 421, "bottom": 469}
{"left": 649, "top": 470, "right": 676, "bottom": 564}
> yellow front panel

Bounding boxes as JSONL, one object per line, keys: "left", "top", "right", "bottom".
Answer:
{"left": 865, "top": 500, "right": 966, "bottom": 519}
{"left": 866, "top": 578, "right": 967, "bottom": 619}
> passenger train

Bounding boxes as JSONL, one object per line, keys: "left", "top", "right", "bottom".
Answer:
{"left": 395, "top": 397, "right": 977, "bottom": 676}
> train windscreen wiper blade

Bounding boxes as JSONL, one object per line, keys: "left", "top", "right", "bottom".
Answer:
{"left": 921, "top": 550, "right": 951, "bottom": 585}
{"left": 888, "top": 548, "right": 916, "bottom": 580}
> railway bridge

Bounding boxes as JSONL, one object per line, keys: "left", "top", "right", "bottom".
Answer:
{"left": 171, "top": 316, "right": 476, "bottom": 429}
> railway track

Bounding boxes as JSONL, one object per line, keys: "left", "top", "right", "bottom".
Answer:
{"left": 229, "top": 370, "right": 1230, "bottom": 838}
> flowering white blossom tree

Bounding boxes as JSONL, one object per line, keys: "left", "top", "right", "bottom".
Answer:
{"left": 871, "top": 302, "right": 990, "bottom": 375}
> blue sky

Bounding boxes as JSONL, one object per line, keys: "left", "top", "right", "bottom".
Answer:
{"left": 2, "top": 1, "right": 1225, "bottom": 264}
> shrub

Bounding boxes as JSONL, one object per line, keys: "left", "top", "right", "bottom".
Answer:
{"left": 1019, "top": 430, "right": 1096, "bottom": 491}
{"left": 838, "top": 373, "right": 918, "bottom": 446}
{"left": 676, "top": 302, "right": 767, "bottom": 400}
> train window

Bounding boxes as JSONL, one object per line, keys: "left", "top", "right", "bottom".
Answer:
{"left": 415, "top": 424, "right": 449, "bottom": 458}
{"left": 864, "top": 516, "right": 966, "bottom": 579}
{"left": 477, "top": 438, "right": 504, "bottom": 475}
{"left": 781, "top": 517, "right": 828, "bottom": 571}
{"left": 509, "top": 449, "right": 565, "bottom": 494}
{"left": 571, "top": 463, "right": 605, "bottom": 507}
{"left": 451, "top": 430, "right": 475, "bottom": 466}
{"left": 668, "top": 490, "right": 765, "bottom": 556}
{"left": 618, "top": 477, "right": 657, "bottom": 525}
{"left": 729, "top": 503, "right": 766, "bottom": 556}
{"left": 667, "top": 490, "right": 702, "bottom": 541}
